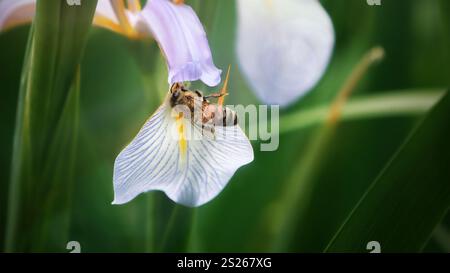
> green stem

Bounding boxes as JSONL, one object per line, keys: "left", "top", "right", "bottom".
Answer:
{"left": 277, "top": 90, "right": 445, "bottom": 135}
{"left": 159, "top": 205, "right": 195, "bottom": 252}
{"left": 271, "top": 125, "right": 336, "bottom": 251}
{"left": 145, "top": 195, "right": 155, "bottom": 252}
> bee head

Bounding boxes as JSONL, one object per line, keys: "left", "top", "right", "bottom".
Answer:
{"left": 170, "top": 83, "right": 186, "bottom": 107}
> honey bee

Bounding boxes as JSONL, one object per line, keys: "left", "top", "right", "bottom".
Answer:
{"left": 169, "top": 82, "right": 238, "bottom": 136}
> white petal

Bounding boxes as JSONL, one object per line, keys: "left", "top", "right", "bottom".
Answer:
{"left": 0, "top": 0, "right": 35, "bottom": 31}
{"left": 0, "top": 0, "right": 121, "bottom": 33}
{"left": 138, "top": 0, "right": 222, "bottom": 87}
{"left": 95, "top": 0, "right": 120, "bottom": 25}
{"left": 113, "top": 102, "right": 254, "bottom": 207}
{"left": 236, "top": 0, "right": 334, "bottom": 107}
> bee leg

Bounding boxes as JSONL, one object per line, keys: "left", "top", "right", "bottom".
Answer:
{"left": 211, "top": 127, "right": 216, "bottom": 141}
{"left": 204, "top": 92, "right": 228, "bottom": 99}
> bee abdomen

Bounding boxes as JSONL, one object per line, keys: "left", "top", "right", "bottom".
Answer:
{"left": 216, "top": 108, "right": 237, "bottom": 127}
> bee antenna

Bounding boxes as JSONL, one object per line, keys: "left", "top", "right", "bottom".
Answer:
{"left": 218, "top": 65, "right": 231, "bottom": 106}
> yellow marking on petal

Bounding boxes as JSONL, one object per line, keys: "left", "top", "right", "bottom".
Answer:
{"left": 0, "top": 1, "right": 143, "bottom": 40}
{"left": 265, "top": 0, "right": 273, "bottom": 8}
{"left": 127, "top": 0, "right": 142, "bottom": 13}
{"left": 1, "top": 4, "right": 35, "bottom": 32}
{"left": 176, "top": 112, "right": 187, "bottom": 159}
{"left": 93, "top": 14, "right": 145, "bottom": 40}
{"left": 110, "top": 0, "right": 136, "bottom": 37}
{"left": 218, "top": 65, "right": 231, "bottom": 106}
{"left": 93, "top": 15, "right": 128, "bottom": 35}
{"left": 173, "top": 0, "right": 185, "bottom": 5}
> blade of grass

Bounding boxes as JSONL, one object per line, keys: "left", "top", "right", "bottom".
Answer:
{"left": 432, "top": 224, "right": 450, "bottom": 253}
{"left": 5, "top": 1, "right": 97, "bottom": 252}
{"left": 269, "top": 47, "right": 384, "bottom": 251}
{"left": 325, "top": 91, "right": 450, "bottom": 252}
{"left": 36, "top": 68, "right": 81, "bottom": 249}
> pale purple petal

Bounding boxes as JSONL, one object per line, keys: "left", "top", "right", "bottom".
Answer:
{"left": 138, "top": 0, "right": 221, "bottom": 86}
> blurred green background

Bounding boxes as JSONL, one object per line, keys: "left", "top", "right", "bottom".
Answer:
{"left": 0, "top": 0, "right": 449, "bottom": 252}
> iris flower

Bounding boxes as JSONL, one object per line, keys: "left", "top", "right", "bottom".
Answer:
{"left": 0, "top": 0, "right": 254, "bottom": 207}
{"left": 0, "top": 0, "right": 222, "bottom": 86}
{"left": 1, "top": 0, "right": 333, "bottom": 205}
{"left": 113, "top": 76, "right": 254, "bottom": 207}
{"left": 236, "top": 0, "right": 335, "bottom": 107}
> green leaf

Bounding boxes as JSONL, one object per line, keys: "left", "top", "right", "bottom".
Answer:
{"left": 5, "top": 0, "right": 97, "bottom": 252}
{"left": 325, "top": 91, "right": 450, "bottom": 253}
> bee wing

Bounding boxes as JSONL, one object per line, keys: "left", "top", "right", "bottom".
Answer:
{"left": 113, "top": 103, "right": 254, "bottom": 207}
{"left": 189, "top": 105, "right": 236, "bottom": 140}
